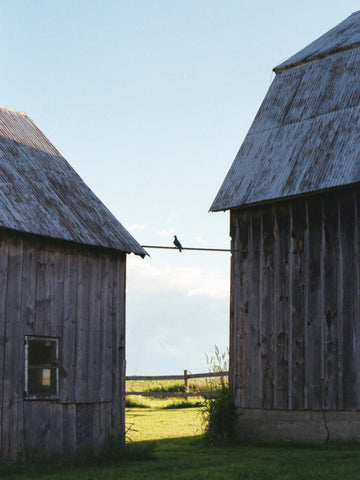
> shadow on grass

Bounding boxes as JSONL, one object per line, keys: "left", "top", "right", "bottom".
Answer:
{"left": 132, "top": 436, "right": 360, "bottom": 480}
{"left": 3, "top": 436, "right": 360, "bottom": 480}
{"left": 0, "top": 438, "right": 156, "bottom": 478}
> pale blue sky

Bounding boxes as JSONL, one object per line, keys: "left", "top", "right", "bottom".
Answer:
{"left": 1, "top": 2, "right": 359, "bottom": 373}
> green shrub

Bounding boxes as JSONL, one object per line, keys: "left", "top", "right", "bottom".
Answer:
{"left": 202, "top": 379, "right": 236, "bottom": 446}
{"left": 202, "top": 346, "right": 236, "bottom": 446}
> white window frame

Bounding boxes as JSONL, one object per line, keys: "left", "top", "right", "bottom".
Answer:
{"left": 24, "top": 336, "right": 59, "bottom": 400}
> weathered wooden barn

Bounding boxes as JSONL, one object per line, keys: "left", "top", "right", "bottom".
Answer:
{"left": 0, "top": 106, "right": 147, "bottom": 460}
{"left": 211, "top": 11, "right": 360, "bottom": 442}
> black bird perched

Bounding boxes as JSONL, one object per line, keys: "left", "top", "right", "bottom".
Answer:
{"left": 173, "top": 235, "right": 182, "bottom": 252}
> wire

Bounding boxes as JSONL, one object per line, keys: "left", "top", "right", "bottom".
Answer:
{"left": 141, "top": 245, "right": 247, "bottom": 253}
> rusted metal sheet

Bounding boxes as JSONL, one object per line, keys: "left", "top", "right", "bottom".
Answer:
{"left": 0, "top": 107, "right": 146, "bottom": 257}
{"left": 275, "top": 11, "right": 360, "bottom": 73}
{"left": 210, "top": 38, "right": 360, "bottom": 212}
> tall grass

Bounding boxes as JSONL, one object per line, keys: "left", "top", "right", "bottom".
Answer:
{"left": 126, "top": 378, "right": 209, "bottom": 394}
{"left": 202, "top": 346, "right": 236, "bottom": 446}
{"left": 126, "top": 347, "right": 236, "bottom": 445}
{"left": 126, "top": 377, "right": 209, "bottom": 410}
{"left": 126, "top": 395, "right": 203, "bottom": 409}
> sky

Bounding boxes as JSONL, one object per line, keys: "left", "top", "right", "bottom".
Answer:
{"left": 1, "top": 1, "right": 359, "bottom": 374}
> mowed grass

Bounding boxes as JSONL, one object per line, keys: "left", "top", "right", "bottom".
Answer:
{"left": 7, "top": 428, "right": 360, "bottom": 479}
{"left": 3, "top": 381, "right": 360, "bottom": 479}
{"left": 126, "top": 404, "right": 360, "bottom": 480}
{"left": 126, "top": 406, "right": 204, "bottom": 442}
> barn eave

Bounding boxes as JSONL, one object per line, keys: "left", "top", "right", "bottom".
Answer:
{"left": 275, "top": 10, "right": 360, "bottom": 72}
{"left": 0, "top": 106, "right": 147, "bottom": 258}
{"left": 211, "top": 181, "right": 360, "bottom": 213}
{"left": 211, "top": 36, "right": 360, "bottom": 213}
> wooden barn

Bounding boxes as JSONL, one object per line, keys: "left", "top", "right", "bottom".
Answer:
{"left": 0, "top": 106, "right": 147, "bottom": 460}
{"left": 211, "top": 11, "right": 360, "bottom": 442}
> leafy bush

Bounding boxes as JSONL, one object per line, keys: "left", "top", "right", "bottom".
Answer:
{"left": 202, "top": 379, "right": 236, "bottom": 446}
{"left": 202, "top": 346, "right": 236, "bottom": 446}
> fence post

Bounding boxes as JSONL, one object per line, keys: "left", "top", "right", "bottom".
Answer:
{"left": 125, "top": 370, "right": 229, "bottom": 398}
{"left": 184, "top": 370, "right": 189, "bottom": 397}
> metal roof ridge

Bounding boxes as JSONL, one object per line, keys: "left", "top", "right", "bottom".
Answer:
{"left": 0, "top": 105, "right": 28, "bottom": 117}
{"left": 274, "top": 43, "right": 360, "bottom": 74}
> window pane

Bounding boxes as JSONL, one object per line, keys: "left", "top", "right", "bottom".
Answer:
{"left": 28, "top": 367, "right": 57, "bottom": 395}
{"left": 26, "top": 337, "right": 58, "bottom": 398}
{"left": 42, "top": 368, "right": 51, "bottom": 386}
{"left": 28, "top": 340, "right": 56, "bottom": 366}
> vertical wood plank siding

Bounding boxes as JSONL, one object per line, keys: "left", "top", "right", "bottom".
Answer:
{"left": 0, "top": 232, "right": 126, "bottom": 459}
{"left": 230, "top": 189, "right": 360, "bottom": 411}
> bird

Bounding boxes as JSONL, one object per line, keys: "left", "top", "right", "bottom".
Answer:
{"left": 173, "top": 235, "right": 182, "bottom": 252}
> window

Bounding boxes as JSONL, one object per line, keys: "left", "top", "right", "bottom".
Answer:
{"left": 25, "top": 336, "right": 59, "bottom": 399}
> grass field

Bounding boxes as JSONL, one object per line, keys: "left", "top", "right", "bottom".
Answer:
{"left": 126, "top": 378, "right": 209, "bottom": 394}
{"left": 5, "top": 410, "right": 360, "bottom": 480}
{"left": 3, "top": 382, "right": 360, "bottom": 479}
{"left": 127, "top": 406, "right": 204, "bottom": 441}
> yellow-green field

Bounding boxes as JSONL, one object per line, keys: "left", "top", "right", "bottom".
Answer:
{"left": 126, "top": 378, "right": 209, "bottom": 395}
{"left": 127, "top": 407, "right": 204, "bottom": 442}
{"left": 3, "top": 385, "right": 360, "bottom": 479}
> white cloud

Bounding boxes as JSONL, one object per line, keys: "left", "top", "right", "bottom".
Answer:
{"left": 169, "top": 267, "right": 228, "bottom": 298}
{"left": 126, "top": 223, "right": 146, "bottom": 232}
{"left": 128, "top": 257, "right": 229, "bottom": 299}
{"left": 126, "top": 256, "right": 230, "bottom": 374}
{"left": 156, "top": 228, "right": 176, "bottom": 237}
{"left": 194, "top": 235, "right": 206, "bottom": 245}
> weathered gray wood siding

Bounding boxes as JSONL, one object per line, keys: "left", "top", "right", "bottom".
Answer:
{"left": 230, "top": 188, "right": 360, "bottom": 411}
{"left": 0, "top": 231, "right": 126, "bottom": 459}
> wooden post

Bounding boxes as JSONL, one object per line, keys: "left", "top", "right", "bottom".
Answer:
{"left": 184, "top": 370, "right": 189, "bottom": 399}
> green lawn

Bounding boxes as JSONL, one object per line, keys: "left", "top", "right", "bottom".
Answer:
{"left": 7, "top": 436, "right": 360, "bottom": 479}
{"left": 3, "top": 406, "right": 360, "bottom": 479}
{"left": 127, "top": 407, "right": 204, "bottom": 441}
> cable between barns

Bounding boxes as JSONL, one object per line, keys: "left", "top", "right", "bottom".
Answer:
{"left": 141, "top": 245, "right": 247, "bottom": 253}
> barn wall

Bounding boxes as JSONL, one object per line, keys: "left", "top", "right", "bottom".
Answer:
{"left": 0, "top": 232, "right": 126, "bottom": 460}
{"left": 230, "top": 188, "right": 360, "bottom": 412}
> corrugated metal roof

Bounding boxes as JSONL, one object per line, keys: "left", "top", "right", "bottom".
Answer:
{"left": 275, "top": 11, "right": 360, "bottom": 72}
{"left": 210, "top": 13, "right": 360, "bottom": 212}
{"left": 0, "top": 106, "right": 147, "bottom": 257}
